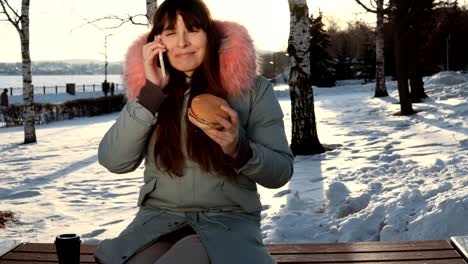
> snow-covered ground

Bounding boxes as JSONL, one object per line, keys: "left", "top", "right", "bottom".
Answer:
{"left": 0, "top": 71, "right": 466, "bottom": 254}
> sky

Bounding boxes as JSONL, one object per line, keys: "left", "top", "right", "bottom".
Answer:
{"left": 0, "top": 71, "right": 467, "bottom": 253}
{"left": 0, "top": 0, "right": 374, "bottom": 63}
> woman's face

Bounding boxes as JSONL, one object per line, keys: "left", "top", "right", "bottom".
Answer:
{"left": 161, "top": 14, "right": 208, "bottom": 77}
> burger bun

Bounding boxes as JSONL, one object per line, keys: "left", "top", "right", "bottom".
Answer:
{"left": 188, "top": 94, "right": 230, "bottom": 130}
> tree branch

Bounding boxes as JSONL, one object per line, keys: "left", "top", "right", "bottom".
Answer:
{"left": 356, "top": 0, "right": 392, "bottom": 16}
{"left": 0, "top": 1, "right": 13, "bottom": 23}
{"left": 355, "top": 0, "right": 378, "bottom": 13}
{"left": 0, "top": 0, "right": 21, "bottom": 33}
{"left": 72, "top": 14, "right": 147, "bottom": 32}
{"left": 3, "top": 0, "right": 19, "bottom": 19}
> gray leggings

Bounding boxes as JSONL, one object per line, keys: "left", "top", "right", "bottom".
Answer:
{"left": 126, "top": 234, "right": 210, "bottom": 264}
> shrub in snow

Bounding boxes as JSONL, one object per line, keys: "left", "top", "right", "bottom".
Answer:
{"left": 1, "top": 95, "right": 125, "bottom": 127}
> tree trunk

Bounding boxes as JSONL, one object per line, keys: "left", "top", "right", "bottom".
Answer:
{"left": 146, "top": 0, "right": 158, "bottom": 24}
{"left": 20, "top": 0, "right": 36, "bottom": 143}
{"left": 409, "top": 75, "right": 426, "bottom": 102}
{"left": 408, "top": 0, "right": 431, "bottom": 103}
{"left": 374, "top": 0, "right": 388, "bottom": 97}
{"left": 408, "top": 32, "right": 427, "bottom": 103}
{"left": 392, "top": 0, "right": 415, "bottom": 115}
{"left": 288, "top": 0, "right": 325, "bottom": 155}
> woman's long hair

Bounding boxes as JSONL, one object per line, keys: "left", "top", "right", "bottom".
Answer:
{"left": 147, "top": 0, "right": 236, "bottom": 179}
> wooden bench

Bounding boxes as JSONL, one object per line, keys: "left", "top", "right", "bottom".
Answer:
{"left": 1, "top": 239, "right": 467, "bottom": 263}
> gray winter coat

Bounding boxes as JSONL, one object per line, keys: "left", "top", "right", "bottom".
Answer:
{"left": 94, "top": 21, "right": 294, "bottom": 264}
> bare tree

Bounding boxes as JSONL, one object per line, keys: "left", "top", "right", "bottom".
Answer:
{"left": 81, "top": 0, "right": 157, "bottom": 30}
{"left": 74, "top": 0, "right": 157, "bottom": 32}
{"left": 73, "top": 0, "right": 158, "bottom": 94}
{"left": 74, "top": 18, "right": 114, "bottom": 88}
{"left": 0, "top": 0, "right": 36, "bottom": 143}
{"left": 375, "top": 0, "right": 389, "bottom": 97}
{"left": 288, "top": 0, "right": 325, "bottom": 155}
{"left": 355, "top": 0, "right": 389, "bottom": 97}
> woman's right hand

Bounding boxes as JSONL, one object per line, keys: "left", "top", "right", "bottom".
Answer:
{"left": 142, "top": 37, "right": 169, "bottom": 87}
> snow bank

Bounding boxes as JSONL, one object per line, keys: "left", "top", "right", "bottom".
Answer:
{"left": 424, "top": 71, "right": 467, "bottom": 86}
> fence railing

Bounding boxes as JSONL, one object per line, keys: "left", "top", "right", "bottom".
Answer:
{"left": 3, "top": 83, "right": 122, "bottom": 96}
{"left": 0, "top": 94, "right": 125, "bottom": 128}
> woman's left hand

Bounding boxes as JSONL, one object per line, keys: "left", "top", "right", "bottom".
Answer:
{"left": 201, "top": 105, "right": 240, "bottom": 158}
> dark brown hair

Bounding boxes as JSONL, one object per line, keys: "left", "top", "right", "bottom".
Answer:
{"left": 147, "top": 0, "right": 236, "bottom": 179}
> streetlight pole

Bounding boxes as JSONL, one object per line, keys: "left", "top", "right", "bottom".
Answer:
{"left": 104, "top": 33, "right": 113, "bottom": 83}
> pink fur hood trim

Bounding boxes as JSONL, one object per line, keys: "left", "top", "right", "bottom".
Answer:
{"left": 124, "top": 21, "right": 258, "bottom": 100}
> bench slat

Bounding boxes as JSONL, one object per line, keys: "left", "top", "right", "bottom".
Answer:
{"left": 13, "top": 243, "right": 96, "bottom": 254}
{"left": 267, "top": 240, "right": 454, "bottom": 254}
{"left": 273, "top": 250, "right": 462, "bottom": 262}
{"left": 0, "top": 261, "right": 58, "bottom": 264}
{"left": 1, "top": 252, "right": 95, "bottom": 263}
{"left": 303, "top": 261, "right": 468, "bottom": 264}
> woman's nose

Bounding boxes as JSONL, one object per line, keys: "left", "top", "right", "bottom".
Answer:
{"left": 176, "top": 31, "right": 189, "bottom": 48}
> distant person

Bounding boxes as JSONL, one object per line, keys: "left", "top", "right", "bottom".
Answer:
{"left": 1, "top": 89, "right": 8, "bottom": 108}
{"left": 110, "top": 82, "right": 115, "bottom": 96}
{"left": 102, "top": 81, "right": 110, "bottom": 96}
{"left": 94, "top": 0, "right": 293, "bottom": 263}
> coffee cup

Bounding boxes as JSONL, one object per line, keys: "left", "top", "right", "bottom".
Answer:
{"left": 54, "top": 233, "right": 81, "bottom": 264}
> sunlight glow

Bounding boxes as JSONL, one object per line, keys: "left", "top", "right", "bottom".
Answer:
{"left": 0, "top": 0, "right": 373, "bottom": 62}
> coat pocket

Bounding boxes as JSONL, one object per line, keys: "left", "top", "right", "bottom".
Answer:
{"left": 223, "top": 181, "right": 263, "bottom": 213}
{"left": 137, "top": 177, "right": 158, "bottom": 206}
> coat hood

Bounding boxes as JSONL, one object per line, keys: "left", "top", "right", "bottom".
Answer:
{"left": 124, "top": 21, "right": 259, "bottom": 100}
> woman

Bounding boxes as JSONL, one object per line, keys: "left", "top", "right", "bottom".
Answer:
{"left": 94, "top": 0, "right": 294, "bottom": 263}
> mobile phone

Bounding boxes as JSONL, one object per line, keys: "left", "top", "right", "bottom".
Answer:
{"left": 157, "top": 35, "right": 166, "bottom": 78}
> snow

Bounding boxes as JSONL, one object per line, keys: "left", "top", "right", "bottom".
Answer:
{"left": 0, "top": 71, "right": 466, "bottom": 253}
{"left": 424, "top": 71, "right": 467, "bottom": 86}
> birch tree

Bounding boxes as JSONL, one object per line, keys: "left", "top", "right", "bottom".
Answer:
{"left": 288, "top": 0, "right": 325, "bottom": 155}
{"left": 0, "top": 0, "right": 36, "bottom": 143}
{"left": 355, "top": 0, "right": 389, "bottom": 97}
{"left": 146, "top": 0, "right": 158, "bottom": 24}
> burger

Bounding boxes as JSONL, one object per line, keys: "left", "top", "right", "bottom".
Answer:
{"left": 188, "top": 94, "right": 230, "bottom": 130}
